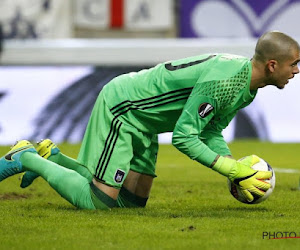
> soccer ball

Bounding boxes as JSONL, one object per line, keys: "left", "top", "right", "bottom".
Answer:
{"left": 227, "top": 157, "right": 275, "bottom": 204}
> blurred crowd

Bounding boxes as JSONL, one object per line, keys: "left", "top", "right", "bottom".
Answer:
{"left": 0, "top": 0, "right": 177, "bottom": 39}
{"left": 1, "top": 0, "right": 300, "bottom": 40}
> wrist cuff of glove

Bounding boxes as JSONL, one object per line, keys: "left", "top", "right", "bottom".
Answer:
{"left": 212, "top": 156, "right": 236, "bottom": 177}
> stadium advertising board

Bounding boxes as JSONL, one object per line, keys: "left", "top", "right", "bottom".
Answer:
{"left": 1, "top": 66, "right": 300, "bottom": 145}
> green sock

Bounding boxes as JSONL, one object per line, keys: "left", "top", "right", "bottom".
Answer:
{"left": 21, "top": 152, "right": 96, "bottom": 209}
{"left": 49, "top": 153, "right": 93, "bottom": 182}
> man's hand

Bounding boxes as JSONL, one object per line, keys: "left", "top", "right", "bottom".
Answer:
{"left": 212, "top": 155, "right": 272, "bottom": 202}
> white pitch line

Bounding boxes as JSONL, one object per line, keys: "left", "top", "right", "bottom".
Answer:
{"left": 273, "top": 168, "right": 300, "bottom": 174}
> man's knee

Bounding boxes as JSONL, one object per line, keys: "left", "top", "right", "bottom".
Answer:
{"left": 117, "top": 186, "right": 148, "bottom": 208}
{"left": 89, "top": 183, "right": 149, "bottom": 209}
{"left": 90, "top": 171, "right": 153, "bottom": 209}
{"left": 89, "top": 181, "right": 118, "bottom": 209}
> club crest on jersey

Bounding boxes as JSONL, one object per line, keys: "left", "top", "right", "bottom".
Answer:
{"left": 198, "top": 103, "right": 214, "bottom": 118}
{"left": 114, "top": 169, "right": 125, "bottom": 183}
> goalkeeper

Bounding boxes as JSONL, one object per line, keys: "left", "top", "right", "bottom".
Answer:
{"left": 1, "top": 31, "right": 300, "bottom": 209}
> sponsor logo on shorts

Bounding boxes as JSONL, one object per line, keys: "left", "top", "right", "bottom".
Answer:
{"left": 114, "top": 169, "right": 125, "bottom": 183}
{"left": 198, "top": 103, "right": 214, "bottom": 118}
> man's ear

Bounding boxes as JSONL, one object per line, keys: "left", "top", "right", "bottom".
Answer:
{"left": 267, "top": 59, "right": 277, "bottom": 73}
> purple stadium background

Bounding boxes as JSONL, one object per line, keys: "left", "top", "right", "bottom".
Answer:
{"left": 180, "top": 0, "right": 300, "bottom": 38}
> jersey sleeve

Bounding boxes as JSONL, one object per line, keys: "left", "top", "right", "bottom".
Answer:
{"left": 201, "top": 110, "right": 237, "bottom": 156}
{"left": 172, "top": 91, "right": 219, "bottom": 167}
{"left": 201, "top": 129, "right": 231, "bottom": 156}
{"left": 172, "top": 58, "right": 252, "bottom": 167}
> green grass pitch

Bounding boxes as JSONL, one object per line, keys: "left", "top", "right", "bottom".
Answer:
{"left": 1, "top": 141, "right": 300, "bottom": 249}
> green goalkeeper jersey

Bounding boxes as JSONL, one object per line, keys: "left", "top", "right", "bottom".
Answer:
{"left": 102, "top": 53, "right": 256, "bottom": 166}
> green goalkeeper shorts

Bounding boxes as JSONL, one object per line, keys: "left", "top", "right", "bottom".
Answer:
{"left": 77, "top": 91, "right": 158, "bottom": 189}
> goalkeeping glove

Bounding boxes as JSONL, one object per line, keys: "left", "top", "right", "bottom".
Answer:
{"left": 212, "top": 155, "right": 272, "bottom": 202}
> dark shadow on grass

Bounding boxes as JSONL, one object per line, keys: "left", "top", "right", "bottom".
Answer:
{"left": 16, "top": 199, "right": 270, "bottom": 219}
{"left": 39, "top": 203, "right": 78, "bottom": 211}
{"left": 0, "top": 192, "right": 32, "bottom": 200}
{"left": 104, "top": 205, "right": 272, "bottom": 219}
{"left": 228, "top": 206, "right": 269, "bottom": 212}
